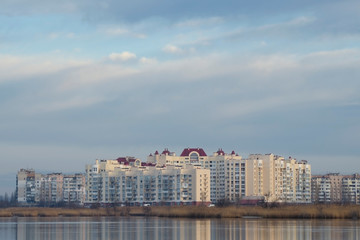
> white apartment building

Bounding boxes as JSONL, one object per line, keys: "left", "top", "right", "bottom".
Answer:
{"left": 312, "top": 173, "right": 360, "bottom": 204}
{"left": 342, "top": 174, "right": 360, "bottom": 204}
{"left": 246, "top": 154, "right": 311, "bottom": 203}
{"left": 147, "top": 148, "right": 246, "bottom": 202}
{"left": 16, "top": 169, "right": 85, "bottom": 205}
{"left": 85, "top": 158, "right": 210, "bottom": 205}
{"left": 63, "top": 174, "right": 86, "bottom": 204}
{"left": 311, "top": 173, "right": 343, "bottom": 204}
{"left": 40, "top": 173, "right": 64, "bottom": 203}
{"left": 16, "top": 169, "right": 42, "bottom": 204}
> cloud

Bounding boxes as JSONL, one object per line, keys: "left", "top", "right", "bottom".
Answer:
{"left": 109, "top": 51, "right": 137, "bottom": 61}
{"left": 139, "top": 57, "right": 157, "bottom": 64}
{"left": 104, "top": 27, "right": 129, "bottom": 35}
{"left": 0, "top": 0, "right": 342, "bottom": 24}
{"left": 0, "top": 48, "right": 359, "bottom": 155}
{"left": 33, "top": 96, "right": 108, "bottom": 112}
{"left": 0, "top": 54, "right": 90, "bottom": 83}
{"left": 175, "top": 17, "right": 224, "bottom": 27}
{"left": 101, "top": 26, "right": 147, "bottom": 38}
{"left": 47, "top": 32, "right": 76, "bottom": 40}
{"left": 257, "top": 16, "right": 316, "bottom": 31}
{"left": 162, "top": 44, "right": 183, "bottom": 54}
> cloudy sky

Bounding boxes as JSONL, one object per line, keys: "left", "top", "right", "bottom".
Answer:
{"left": 1, "top": 0, "right": 360, "bottom": 194}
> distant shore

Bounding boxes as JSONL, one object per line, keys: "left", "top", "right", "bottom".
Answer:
{"left": 1, "top": 205, "right": 360, "bottom": 219}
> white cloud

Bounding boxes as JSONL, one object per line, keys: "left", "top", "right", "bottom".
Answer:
{"left": 1, "top": 48, "right": 359, "bottom": 116}
{"left": 101, "top": 26, "right": 147, "bottom": 39}
{"left": 33, "top": 96, "right": 107, "bottom": 112}
{"left": 47, "top": 32, "right": 76, "bottom": 40}
{"left": 104, "top": 27, "right": 129, "bottom": 35}
{"left": 139, "top": 57, "right": 157, "bottom": 64}
{"left": 257, "top": 16, "right": 316, "bottom": 31}
{"left": 175, "top": 17, "right": 224, "bottom": 27}
{"left": 0, "top": 54, "right": 91, "bottom": 83}
{"left": 66, "top": 32, "right": 75, "bottom": 38}
{"left": 162, "top": 44, "right": 183, "bottom": 54}
{"left": 109, "top": 51, "right": 137, "bottom": 61}
{"left": 48, "top": 32, "right": 59, "bottom": 39}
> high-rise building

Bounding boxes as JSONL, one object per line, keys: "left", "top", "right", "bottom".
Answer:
{"left": 85, "top": 158, "right": 210, "bottom": 205}
{"left": 311, "top": 173, "right": 343, "bottom": 204}
{"left": 16, "top": 170, "right": 85, "bottom": 205}
{"left": 40, "top": 173, "right": 64, "bottom": 203}
{"left": 63, "top": 174, "right": 86, "bottom": 204}
{"left": 341, "top": 174, "right": 360, "bottom": 204}
{"left": 16, "top": 169, "right": 42, "bottom": 204}
{"left": 147, "top": 148, "right": 246, "bottom": 202}
{"left": 245, "top": 154, "right": 311, "bottom": 203}
{"left": 312, "top": 173, "right": 360, "bottom": 204}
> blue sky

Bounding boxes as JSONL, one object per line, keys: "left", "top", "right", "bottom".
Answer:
{"left": 1, "top": 0, "right": 360, "bottom": 194}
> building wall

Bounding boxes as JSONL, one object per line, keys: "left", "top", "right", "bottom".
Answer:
{"left": 342, "top": 174, "right": 360, "bottom": 204}
{"left": 40, "top": 173, "right": 64, "bottom": 203}
{"left": 147, "top": 148, "right": 245, "bottom": 203}
{"left": 16, "top": 169, "right": 85, "bottom": 205}
{"left": 63, "top": 174, "right": 86, "bottom": 204}
{"left": 312, "top": 173, "right": 360, "bottom": 204}
{"left": 246, "top": 154, "right": 311, "bottom": 203}
{"left": 311, "top": 173, "right": 342, "bottom": 204}
{"left": 85, "top": 159, "right": 210, "bottom": 205}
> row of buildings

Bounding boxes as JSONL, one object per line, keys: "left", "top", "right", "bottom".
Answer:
{"left": 16, "top": 170, "right": 85, "bottom": 205}
{"left": 84, "top": 148, "right": 312, "bottom": 205}
{"left": 16, "top": 147, "right": 360, "bottom": 206}
{"left": 312, "top": 173, "right": 360, "bottom": 204}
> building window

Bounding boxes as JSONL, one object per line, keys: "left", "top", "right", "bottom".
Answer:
{"left": 190, "top": 153, "right": 199, "bottom": 162}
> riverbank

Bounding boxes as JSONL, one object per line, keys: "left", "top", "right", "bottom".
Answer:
{"left": 1, "top": 205, "right": 360, "bottom": 219}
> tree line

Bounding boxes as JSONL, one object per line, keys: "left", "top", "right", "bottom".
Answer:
{"left": 0, "top": 192, "right": 17, "bottom": 208}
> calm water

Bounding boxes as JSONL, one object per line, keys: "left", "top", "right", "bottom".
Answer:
{"left": 0, "top": 217, "right": 359, "bottom": 240}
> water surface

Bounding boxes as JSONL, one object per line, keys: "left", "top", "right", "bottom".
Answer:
{"left": 0, "top": 217, "right": 359, "bottom": 240}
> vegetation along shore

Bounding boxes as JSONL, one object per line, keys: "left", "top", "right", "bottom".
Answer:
{"left": 1, "top": 205, "right": 360, "bottom": 219}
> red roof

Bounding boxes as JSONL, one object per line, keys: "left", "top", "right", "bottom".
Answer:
{"left": 162, "top": 148, "right": 170, "bottom": 155}
{"left": 117, "top": 157, "right": 136, "bottom": 164}
{"left": 217, "top": 148, "right": 225, "bottom": 155}
{"left": 141, "top": 162, "right": 156, "bottom": 167}
{"left": 180, "top": 148, "right": 207, "bottom": 157}
{"left": 117, "top": 157, "right": 128, "bottom": 163}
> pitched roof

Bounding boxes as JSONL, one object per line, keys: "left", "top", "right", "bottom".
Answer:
{"left": 117, "top": 157, "right": 137, "bottom": 164}
{"left": 162, "top": 148, "right": 171, "bottom": 155}
{"left": 180, "top": 148, "right": 207, "bottom": 157}
{"left": 217, "top": 148, "right": 225, "bottom": 155}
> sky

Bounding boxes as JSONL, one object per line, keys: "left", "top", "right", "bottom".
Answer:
{"left": 0, "top": 0, "right": 360, "bottom": 194}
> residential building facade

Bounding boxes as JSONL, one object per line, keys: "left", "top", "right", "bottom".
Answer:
{"left": 311, "top": 173, "right": 343, "bottom": 204}
{"left": 341, "top": 174, "right": 360, "bottom": 204}
{"left": 16, "top": 169, "right": 85, "bottom": 205}
{"left": 16, "top": 169, "right": 42, "bottom": 204}
{"left": 245, "top": 154, "right": 311, "bottom": 203}
{"left": 311, "top": 173, "right": 360, "bottom": 204}
{"left": 85, "top": 158, "right": 210, "bottom": 205}
{"left": 147, "top": 148, "right": 246, "bottom": 202}
{"left": 63, "top": 174, "right": 86, "bottom": 204}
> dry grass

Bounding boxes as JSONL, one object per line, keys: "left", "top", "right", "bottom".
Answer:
{"left": 1, "top": 205, "right": 360, "bottom": 219}
{"left": 0, "top": 207, "right": 120, "bottom": 217}
{"left": 146, "top": 205, "right": 360, "bottom": 219}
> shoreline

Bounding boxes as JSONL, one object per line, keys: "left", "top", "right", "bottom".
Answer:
{"left": 1, "top": 205, "right": 360, "bottom": 219}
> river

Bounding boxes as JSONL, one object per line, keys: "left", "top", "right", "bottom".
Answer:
{"left": 0, "top": 217, "right": 359, "bottom": 240}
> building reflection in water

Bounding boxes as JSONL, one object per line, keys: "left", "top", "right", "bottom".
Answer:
{"left": 2, "top": 217, "right": 359, "bottom": 240}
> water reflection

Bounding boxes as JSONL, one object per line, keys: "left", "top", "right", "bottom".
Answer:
{"left": 0, "top": 217, "right": 359, "bottom": 240}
